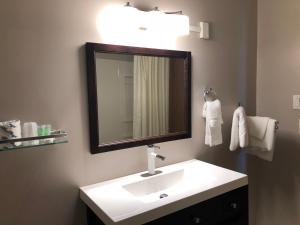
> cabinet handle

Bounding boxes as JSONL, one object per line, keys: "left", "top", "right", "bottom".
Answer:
{"left": 192, "top": 216, "right": 201, "bottom": 224}
{"left": 230, "top": 202, "right": 238, "bottom": 209}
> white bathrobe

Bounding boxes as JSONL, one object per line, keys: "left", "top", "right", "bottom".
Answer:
{"left": 229, "top": 106, "right": 248, "bottom": 151}
{"left": 202, "top": 99, "right": 223, "bottom": 147}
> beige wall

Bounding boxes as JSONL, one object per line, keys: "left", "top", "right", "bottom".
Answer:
{"left": 0, "top": 0, "right": 257, "bottom": 225}
{"left": 253, "top": 0, "right": 300, "bottom": 224}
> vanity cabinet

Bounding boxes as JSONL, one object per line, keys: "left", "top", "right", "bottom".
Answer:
{"left": 86, "top": 186, "right": 248, "bottom": 225}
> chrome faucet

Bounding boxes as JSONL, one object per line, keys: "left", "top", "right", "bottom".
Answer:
{"left": 147, "top": 144, "right": 166, "bottom": 175}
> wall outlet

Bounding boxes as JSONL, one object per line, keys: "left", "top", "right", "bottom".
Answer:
{"left": 293, "top": 95, "right": 300, "bottom": 109}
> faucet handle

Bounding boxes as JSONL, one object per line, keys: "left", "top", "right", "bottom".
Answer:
{"left": 156, "top": 154, "right": 166, "bottom": 161}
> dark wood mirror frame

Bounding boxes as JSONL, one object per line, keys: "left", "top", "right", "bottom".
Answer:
{"left": 85, "top": 42, "right": 192, "bottom": 154}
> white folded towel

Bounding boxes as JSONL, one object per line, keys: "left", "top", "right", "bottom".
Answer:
{"left": 229, "top": 107, "right": 248, "bottom": 151}
{"left": 246, "top": 117, "right": 277, "bottom": 161}
{"left": 202, "top": 99, "right": 223, "bottom": 147}
{"left": 248, "top": 116, "right": 269, "bottom": 140}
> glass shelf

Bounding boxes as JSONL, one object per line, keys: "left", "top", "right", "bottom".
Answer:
{"left": 0, "top": 132, "right": 68, "bottom": 152}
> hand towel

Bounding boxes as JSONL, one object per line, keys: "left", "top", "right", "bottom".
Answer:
{"left": 247, "top": 117, "right": 276, "bottom": 151}
{"left": 247, "top": 116, "right": 269, "bottom": 140}
{"left": 246, "top": 117, "right": 277, "bottom": 161}
{"left": 229, "top": 106, "right": 248, "bottom": 151}
{"left": 202, "top": 99, "right": 223, "bottom": 147}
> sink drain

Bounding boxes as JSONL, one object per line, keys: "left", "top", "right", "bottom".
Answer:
{"left": 159, "top": 193, "right": 168, "bottom": 199}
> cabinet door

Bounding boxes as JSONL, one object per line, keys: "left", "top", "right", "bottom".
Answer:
{"left": 180, "top": 197, "right": 219, "bottom": 225}
{"left": 146, "top": 198, "right": 219, "bottom": 225}
{"left": 145, "top": 186, "right": 248, "bottom": 225}
{"left": 144, "top": 211, "right": 185, "bottom": 225}
{"left": 217, "top": 186, "right": 248, "bottom": 225}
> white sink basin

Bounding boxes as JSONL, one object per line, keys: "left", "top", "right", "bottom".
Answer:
{"left": 122, "top": 168, "right": 217, "bottom": 204}
{"left": 122, "top": 169, "right": 185, "bottom": 203}
{"left": 80, "top": 159, "right": 248, "bottom": 225}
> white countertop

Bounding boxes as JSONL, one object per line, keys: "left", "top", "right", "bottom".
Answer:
{"left": 80, "top": 159, "right": 248, "bottom": 225}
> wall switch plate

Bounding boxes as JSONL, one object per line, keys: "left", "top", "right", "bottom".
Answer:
{"left": 293, "top": 95, "right": 300, "bottom": 109}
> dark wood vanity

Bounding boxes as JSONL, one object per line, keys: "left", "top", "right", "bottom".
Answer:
{"left": 86, "top": 186, "right": 248, "bottom": 225}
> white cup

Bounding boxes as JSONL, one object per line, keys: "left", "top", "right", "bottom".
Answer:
{"left": 23, "top": 122, "right": 39, "bottom": 146}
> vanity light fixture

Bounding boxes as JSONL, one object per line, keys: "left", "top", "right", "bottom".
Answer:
{"left": 97, "top": 3, "right": 141, "bottom": 45}
{"left": 164, "top": 11, "right": 190, "bottom": 36}
{"left": 119, "top": 2, "right": 140, "bottom": 33}
{"left": 145, "top": 7, "right": 168, "bottom": 33}
{"left": 134, "top": 5, "right": 190, "bottom": 36}
{"left": 146, "top": 6, "right": 189, "bottom": 36}
{"left": 124, "top": 1, "right": 132, "bottom": 7}
{"left": 100, "top": 3, "right": 190, "bottom": 37}
{"left": 98, "top": 3, "right": 191, "bottom": 46}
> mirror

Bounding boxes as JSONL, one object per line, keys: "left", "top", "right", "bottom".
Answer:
{"left": 86, "top": 43, "right": 191, "bottom": 153}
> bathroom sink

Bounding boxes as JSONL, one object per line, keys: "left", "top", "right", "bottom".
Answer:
{"left": 122, "top": 169, "right": 185, "bottom": 203}
{"left": 80, "top": 159, "right": 248, "bottom": 225}
{"left": 122, "top": 168, "right": 216, "bottom": 203}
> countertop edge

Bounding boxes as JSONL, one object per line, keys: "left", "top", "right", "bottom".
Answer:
{"left": 80, "top": 190, "right": 114, "bottom": 225}
{"left": 114, "top": 176, "right": 248, "bottom": 225}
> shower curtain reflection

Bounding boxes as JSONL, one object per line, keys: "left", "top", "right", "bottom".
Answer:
{"left": 133, "top": 56, "right": 170, "bottom": 138}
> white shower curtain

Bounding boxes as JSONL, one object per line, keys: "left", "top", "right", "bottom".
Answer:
{"left": 133, "top": 56, "right": 169, "bottom": 138}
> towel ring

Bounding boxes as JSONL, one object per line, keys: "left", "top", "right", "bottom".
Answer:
{"left": 203, "top": 88, "right": 217, "bottom": 102}
{"left": 275, "top": 121, "right": 279, "bottom": 130}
